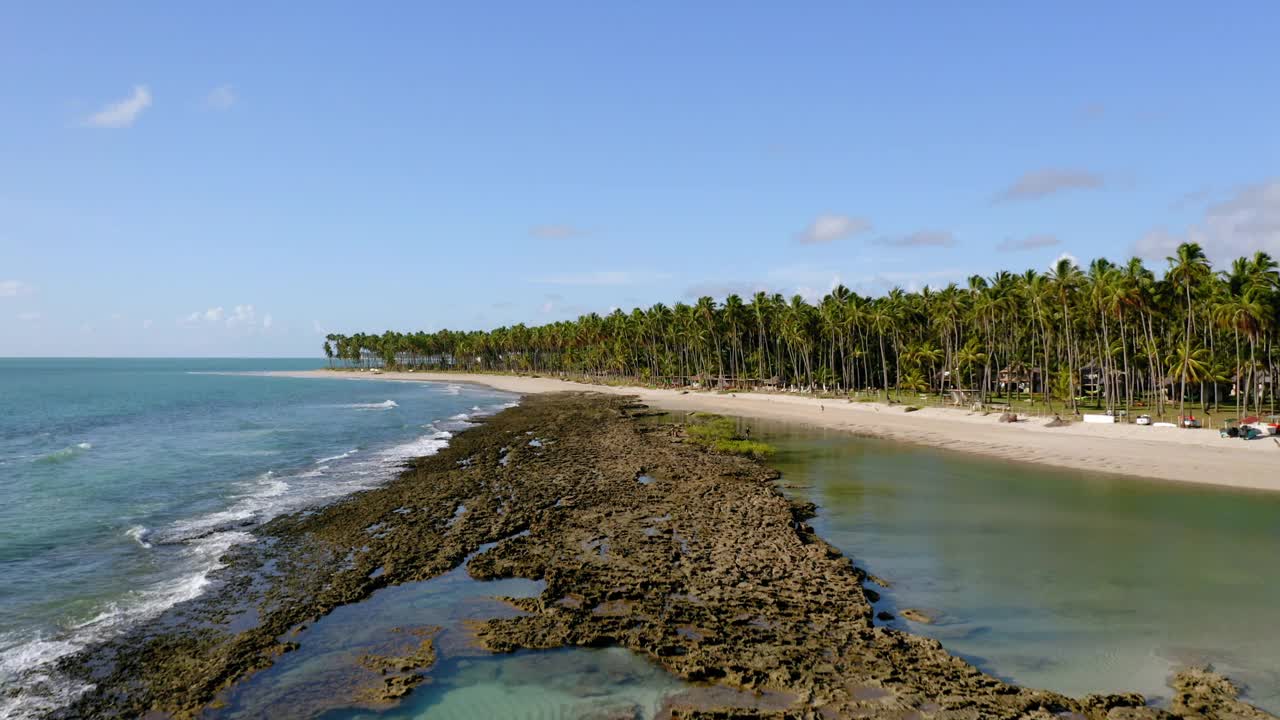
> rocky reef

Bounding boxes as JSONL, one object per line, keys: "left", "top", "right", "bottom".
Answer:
{"left": 43, "top": 393, "right": 1272, "bottom": 719}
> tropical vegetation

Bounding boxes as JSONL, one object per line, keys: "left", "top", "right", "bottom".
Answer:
{"left": 323, "top": 243, "right": 1280, "bottom": 420}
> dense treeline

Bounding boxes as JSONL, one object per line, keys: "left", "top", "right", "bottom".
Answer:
{"left": 325, "top": 243, "right": 1280, "bottom": 420}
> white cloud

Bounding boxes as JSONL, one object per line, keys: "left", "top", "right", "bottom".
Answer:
{"left": 84, "top": 85, "right": 152, "bottom": 128}
{"left": 0, "top": 280, "right": 32, "bottom": 297}
{"left": 1052, "top": 252, "right": 1081, "bottom": 270}
{"left": 204, "top": 84, "right": 236, "bottom": 111}
{"left": 996, "top": 234, "right": 1061, "bottom": 252}
{"left": 180, "top": 304, "right": 272, "bottom": 331}
{"left": 226, "top": 304, "right": 255, "bottom": 327}
{"left": 530, "top": 224, "right": 587, "bottom": 239}
{"left": 17, "top": 311, "right": 40, "bottom": 321}
{"left": 796, "top": 274, "right": 845, "bottom": 304}
{"left": 313, "top": 320, "right": 327, "bottom": 336}
{"left": 1134, "top": 179, "right": 1280, "bottom": 263}
{"left": 142, "top": 319, "right": 153, "bottom": 329}
{"left": 874, "top": 230, "right": 956, "bottom": 248}
{"left": 794, "top": 214, "right": 873, "bottom": 244}
{"left": 537, "top": 294, "right": 587, "bottom": 316}
{"left": 534, "top": 271, "right": 672, "bottom": 286}
{"left": 682, "top": 281, "right": 773, "bottom": 299}
{"left": 994, "top": 169, "right": 1104, "bottom": 203}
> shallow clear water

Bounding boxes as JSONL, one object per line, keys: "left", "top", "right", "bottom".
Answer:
{"left": 757, "top": 420, "right": 1280, "bottom": 712}
{"left": 211, "top": 541, "right": 687, "bottom": 720}
{"left": 7, "top": 368, "right": 1279, "bottom": 718}
{"left": 0, "top": 359, "right": 516, "bottom": 718}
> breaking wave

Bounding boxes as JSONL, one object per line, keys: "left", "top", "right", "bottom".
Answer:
{"left": 344, "top": 400, "right": 398, "bottom": 410}
{"left": 35, "top": 443, "right": 92, "bottom": 464}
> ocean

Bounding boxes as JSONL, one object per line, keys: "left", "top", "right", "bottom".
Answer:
{"left": 0, "top": 358, "right": 516, "bottom": 718}
{"left": 5, "top": 361, "right": 1278, "bottom": 718}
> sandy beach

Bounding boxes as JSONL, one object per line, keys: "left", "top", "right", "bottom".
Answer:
{"left": 52, "top": 392, "right": 1274, "bottom": 719}
{"left": 269, "top": 370, "right": 1280, "bottom": 493}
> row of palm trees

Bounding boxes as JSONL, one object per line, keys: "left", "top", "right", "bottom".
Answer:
{"left": 323, "top": 243, "right": 1280, "bottom": 421}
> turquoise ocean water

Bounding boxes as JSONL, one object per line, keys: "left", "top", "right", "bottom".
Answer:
{"left": 0, "top": 359, "right": 516, "bottom": 718}
{"left": 4, "top": 363, "right": 1278, "bottom": 718}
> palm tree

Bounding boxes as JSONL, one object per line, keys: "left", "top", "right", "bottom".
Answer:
{"left": 1166, "top": 243, "right": 1212, "bottom": 424}
{"left": 1048, "top": 256, "right": 1083, "bottom": 413}
{"left": 329, "top": 248, "right": 1280, "bottom": 420}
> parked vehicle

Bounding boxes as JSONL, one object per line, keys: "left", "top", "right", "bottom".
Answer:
{"left": 1135, "top": 414, "right": 1152, "bottom": 426}
{"left": 1220, "top": 419, "right": 1240, "bottom": 438}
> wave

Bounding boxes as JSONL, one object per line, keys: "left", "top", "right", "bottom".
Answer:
{"left": 126, "top": 525, "right": 152, "bottom": 549}
{"left": 381, "top": 430, "right": 453, "bottom": 463}
{"left": 0, "top": 531, "right": 255, "bottom": 718}
{"left": 35, "top": 443, "right": 91, "bottom": 464}
{"left": 1, "top": 395, "right": 500, "bottom": 717}
{"left": 343, "top": 400, "right": 397, "bottom": 410}
{"left": 154, "top": 472, "right": 289, "bottom": 545}
{"left": 316, "top": 448, "right": 358, "bottom": 464}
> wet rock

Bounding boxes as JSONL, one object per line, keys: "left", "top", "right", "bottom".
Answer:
{"left": 899, "top": 608, "right": 935, "bottom": 624}
{"left": 876, "top": 611, "right": 895, "bottom": 622}
{"left": 48, "top": 394, "right": 1278, "bottom": 720}
{"left": 1171, "top": 667, "right": 1273, "bottom": 719}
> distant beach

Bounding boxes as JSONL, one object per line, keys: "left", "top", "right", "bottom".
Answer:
{"left": 269, "top": 369, "right": 1280, "bottom": 493}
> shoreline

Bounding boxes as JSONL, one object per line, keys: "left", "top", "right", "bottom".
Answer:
{"left": 267, "top": 370, "right": 1280, "bottom": 493}
{"left": 44, "top": 393, "right": 1272, "bottom": 719}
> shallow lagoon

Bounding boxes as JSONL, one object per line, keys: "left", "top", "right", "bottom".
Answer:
{"left": 758, "top": 419, "right": 1280, "bottom": 713}
{"left": 213, "top": 413, "right": 1280, "bottom": 717}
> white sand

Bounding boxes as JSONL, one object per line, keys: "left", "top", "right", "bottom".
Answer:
{"left": 271, "top": 370, "right": 1280, "bottom": 493}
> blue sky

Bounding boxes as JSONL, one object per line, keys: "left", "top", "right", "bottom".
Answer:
{"left": 2, "top": 2, "right": 1278, "bottom": 356}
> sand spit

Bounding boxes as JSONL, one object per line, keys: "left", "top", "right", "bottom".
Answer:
{"left": 271, "top": 370, "right": 1280, "bottom": 492}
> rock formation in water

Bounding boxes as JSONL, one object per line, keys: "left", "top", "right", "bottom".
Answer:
{"left": 42, "top": 393, "right": 1273, "bottom": 719}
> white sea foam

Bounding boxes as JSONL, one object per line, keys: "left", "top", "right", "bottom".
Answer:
{"left": 156, "top": 472, "right": 287, "bottom": 544}
{"left": 126, "top": 525, "right": 152, "bottom": 549}
{"left": 0, "top": 531, "right": 255, "bottom": 719}
{"left": 344, "top": 400, "right": 398, "bottom": 410}
{"left": 316, "top": 448, "right": 358, "bottom": 464}
{"left": 2, "top": 396, "right": 494, "bottom": 718}
{"left": 0, "top": 634, "right": 93, "bottom": 719}
{"left": 36, "top": 443, "right": 92, "bottom": 464}
{"left": 381, "top": 430, "right": 453, "bottom": 463}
